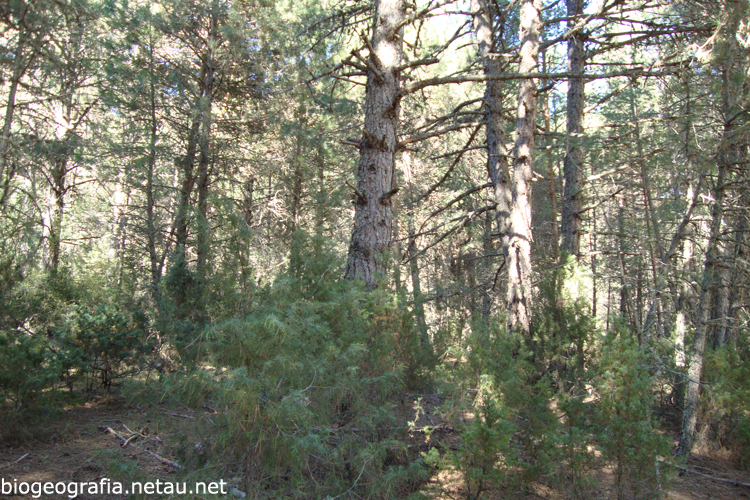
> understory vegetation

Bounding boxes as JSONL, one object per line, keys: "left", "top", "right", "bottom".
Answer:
{"left": 2, "top": 242, "right": 748, "bottom": 499}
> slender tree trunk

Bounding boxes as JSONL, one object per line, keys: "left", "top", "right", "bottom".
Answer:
{"left": 173, "top": 116, "right": 201, "bottom": 260}
{"left": 591, "top": 207, "right": 597, "bottom": 317}
{"left": 195, "top": 10, "right": 217, "bottom": 297}
{"left": 171, "top": 47, "right": 212, "bottom": 313}
{"left": 541, "top": 49, "right": 559, "bottom": 269}
{"left": 727, "top": 184, "right": 749, "bottom": 344}
{"left": 288, "top": 136, "right": 304, "bottom": 236}
{"left": 677, "top": 62, "right": 733, "bottom": 457}
{"left": 244, "top": 176, "right": 255, "bottom": 228}
{"left": 146, "top": 29, "right": 162, "bottom": 307}
{"left": 482, "top": 210, "right": 494, "bottom": 320}
{"left": 0, "top": 12, "right": 27, "bottom": 208}
{"left": 48, "top": 150, "right": 69, "bottom": 273}
{"left": 507, "top": 0, "right": 541, "bottom": 335}
{"left": 711, "top": 240, "right": 731, "bottom": 348}
{"left": 674, "top": 73, "right": 696, "bottom": 382}
{"left": 561, "top": 0, "right": 585, "bottom": 259}
{"left": 46, "top": 10, "right": 85, "bottom": 273}
{"left": 314, "top": 144, "right": 326, "bottom": 233}
{"left": 472, "top": 0, "right": 512, "bottom": 276}
{"left": 344, "top": 0, "right": 405, "bottom": 289}
{"left": 172, "top": 114, "right": 200, "bottom": 311}
{"left": 674, "top": 182, "right": 696, "bottom": 374}
{"left": 618, "top": 197, "right": 630, "bottom": 323}
{"left": 677, "top": 162, "right": 724, "bottom": 456}
{"left": 402, "top": 151, "right": 429, "bottom": 348}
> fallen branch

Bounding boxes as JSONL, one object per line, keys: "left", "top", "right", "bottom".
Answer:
{"left": 162, "top": 412, "right": 196, "bottom": 420}
{"left": 99, "top": 426, "right": 244, "bottom": 497}
{"left": 100, "top": 426, "right": 182, "bottom": 469}
{"left": 0, "top": 453, "right": 29, "bottom": 469}
{"left": 144, "top": 449, "right": 182, "bottom": 469}
{"left": 659, "top": 458, "right": 750, "bottom": 488}
{"left": 100, "top": 426, "right": 128, "bottom": 444}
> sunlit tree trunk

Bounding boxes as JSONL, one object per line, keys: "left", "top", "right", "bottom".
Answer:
{"left": 507, "top": 0, "right": 541, "bottom": 335}
{"left": 0, "top": 4, "right": 28, "bottom": 208}
{"left": 344, "top": 0, "right": 405, "bottom": 289}
{"left": 677, "top": 159, "right": 724, "bottom": 456}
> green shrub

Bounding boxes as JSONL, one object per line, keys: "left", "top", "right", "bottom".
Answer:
{"left": 190, "top": 248, "right": 430, "bottom": 499}
{"left": 0, "top": 330, "right": 56, "bottom": 409}
{"left": 700, "top": 340, "right": 750, "bottom": 463}
{"left": 55, "top": 303, "right": 152, "bottom": 392}
{"left": 594, "top": 334, "right": 670, "bottom": 499}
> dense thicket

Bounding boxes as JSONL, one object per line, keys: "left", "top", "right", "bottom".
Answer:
{"left": 1, "top": 0, "right": 749, "bottom": 498}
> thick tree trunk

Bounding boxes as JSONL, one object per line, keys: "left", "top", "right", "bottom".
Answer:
{"left": 561, "top": 0, "right": 585, "bottom": 259}
{"left": 344, "top": 0, "right": 405, "bottom": 289}
{"left": 507, "top": 0, "right": 541, "bottom": 335}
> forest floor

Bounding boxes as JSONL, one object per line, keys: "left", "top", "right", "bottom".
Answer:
{"left": 1, "top": 393, "right": 749, "bottom": 500}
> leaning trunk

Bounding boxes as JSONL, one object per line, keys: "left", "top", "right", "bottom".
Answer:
{"left": 677, "top": 62, "right": 733, "bottom": 456}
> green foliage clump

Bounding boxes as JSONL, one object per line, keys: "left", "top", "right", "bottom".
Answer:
{"left": 177, "top": 236, "right": 430, "bottom": 499}
{"left": 54, "top": 303, "right": 152, "bottom": 392}
{"left": 0, "top": 330, "right": 55, "bottom": 409}
{"left": 699, "top": 340, "right": 750, "bottom": 464}
{"left": 594, "top": 333, "right": 670, "bottom": 499}
{"left": 440, "top": 320, "right": 560, "bottom": 498}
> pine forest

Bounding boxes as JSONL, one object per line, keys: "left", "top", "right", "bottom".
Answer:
{"left": 1, "top": 0, "right": 750, "bottom": 498}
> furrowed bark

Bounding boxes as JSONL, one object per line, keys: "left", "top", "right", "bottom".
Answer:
{"left": 507, "top": 0, "right": 541, "bottom": 335}
{"left": 472, "top": 0, "right": 513, "bottom": 303}
{"left": 561, "top": 0, "right": 585, "bottom": 259}
{"left": 344, "top": 0, "right": 406, "bottom": 289}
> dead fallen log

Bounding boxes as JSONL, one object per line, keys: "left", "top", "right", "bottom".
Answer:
{"left": 659, "top": 458, "right": 750, "bottom": 489}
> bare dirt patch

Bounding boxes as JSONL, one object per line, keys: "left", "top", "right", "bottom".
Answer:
{"left": 0, "top": 396, "right": 214, "bottom": 499}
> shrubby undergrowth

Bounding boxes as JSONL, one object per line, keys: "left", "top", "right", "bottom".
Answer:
{"left": 2, "top": 235, "right": 748, "bottom": 500}
{"left": 430, "top": 269, "right": 672, "bottom": 499}
{"left": 139, "top": 233, "right": 431, "bottom": 499}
